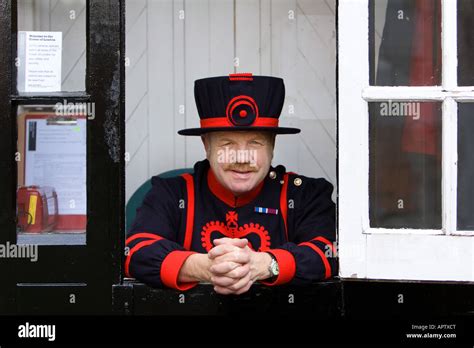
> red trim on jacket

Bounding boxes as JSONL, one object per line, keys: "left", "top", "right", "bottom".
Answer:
{"left": 280, "top": 173, "right": 289, "bottom": 241}
{"left": 311, "top": 236, "right": 336, "bottom": 256}
{"left": 125, "top": 232, "right": 162, "bottom": 246}
{"left": 160, "top": 250, "right": 199, "bottom": 291}
{"left": 260, "top": 249, "right": 296, "bottom": 286}
{"left": 299, "top": 242, "right": 331, "bottom": 279}
{"left": 125, "top": 238, "right": 163, "bottom": 277}
{"left": 181, "top": 173, "right": 195, "bottom": 250}
{"left": 207, "top": 168, "right": 265, "bottom": 208}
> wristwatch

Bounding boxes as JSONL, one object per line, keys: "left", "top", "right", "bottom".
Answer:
{"left": 267, "top": 253, "right": 280, "bottom": 278}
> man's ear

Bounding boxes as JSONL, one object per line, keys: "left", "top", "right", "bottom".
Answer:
{"left": 202, "top": 134, "right": 210, "bottom": 158}
{"left": 270, "top": 133, "right": 276, "bottom": 161}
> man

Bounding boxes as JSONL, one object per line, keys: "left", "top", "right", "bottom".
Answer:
{"left": 126, "top": 73, "right": 337, "bottom": 295}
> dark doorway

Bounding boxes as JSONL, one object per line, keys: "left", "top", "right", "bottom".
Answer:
{"left": 0, "top": 0, "right": 125, "bottom": 314}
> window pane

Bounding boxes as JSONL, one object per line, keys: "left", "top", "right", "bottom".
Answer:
{"left": 16, "top": 105, "right": 87, "bottom": 245}
{"left": 17, "top": 0, "right": 86, "bottom": 93}
{"left": 458, "top": 0, "right": 474, "bottom": 86}
{"left": 370, "top": 0, "right": 441, "bottom": 86}
{"left": 369, "top": 101, "right": 442, "bottom": 229}
{"left": 457, "top": 103, "right": 474, "bottom": 230}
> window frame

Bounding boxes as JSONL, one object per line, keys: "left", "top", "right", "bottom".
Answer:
{"left": 338, "top": 0, "right": 474, "bottom": 282}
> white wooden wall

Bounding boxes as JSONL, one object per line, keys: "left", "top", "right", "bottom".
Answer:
{"left": 17, "top": 0, "right": 336, "bottom": 203}
{"left": 126, "top": 0, "right": 337, "bottom": 203}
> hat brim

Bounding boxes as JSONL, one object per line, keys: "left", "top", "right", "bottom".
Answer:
{"left": 177, "top": 126, "right": 301, "bottom": 136}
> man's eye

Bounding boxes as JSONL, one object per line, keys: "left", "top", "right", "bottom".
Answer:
{"left": 249, "top": 141, "right": 263, "bottom": 145}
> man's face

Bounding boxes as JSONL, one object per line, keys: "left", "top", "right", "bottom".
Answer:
{"left": 203, "top": 130, "right": 275, "bottom": 196}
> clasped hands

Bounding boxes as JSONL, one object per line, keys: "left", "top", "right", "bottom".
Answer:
{"left": 207, "top": 237, "right": 273, "bottom": 295}
{"left": 179, "top": 237, "right": 273, "bottom": 295}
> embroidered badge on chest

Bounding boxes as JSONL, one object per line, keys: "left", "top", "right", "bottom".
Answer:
{"left": 200, "top": 211, "right": 271, "bottom": 252}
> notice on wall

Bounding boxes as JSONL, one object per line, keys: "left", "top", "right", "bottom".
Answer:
{"left": 17, "top": 31, "right": 62, "bottom": 92}
{"left": 24, "top": 117, "right": 86, "bottom": 215}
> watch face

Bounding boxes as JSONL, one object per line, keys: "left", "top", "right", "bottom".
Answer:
{"left": 271, "top": 260, "right": 279, "bottom": 275}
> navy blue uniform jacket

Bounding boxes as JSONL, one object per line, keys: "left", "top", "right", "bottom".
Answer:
{"left": 126, "top": 159, "right": 337, "bottom": 290}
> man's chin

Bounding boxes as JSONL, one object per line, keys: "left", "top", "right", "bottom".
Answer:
{"left": 226, "top": 180, "right": 256, "bottom": 195}
{"left": 227, "top": 169, "right": 256, "bottom": 181}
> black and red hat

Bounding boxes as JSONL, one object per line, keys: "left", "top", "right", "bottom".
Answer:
{"left": 178, "top": 73, "right": 301, "bottom": 136}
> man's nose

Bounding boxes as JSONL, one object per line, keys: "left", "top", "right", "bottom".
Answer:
{"left": 235, "top": 143, "right": 250, "bottom": 163}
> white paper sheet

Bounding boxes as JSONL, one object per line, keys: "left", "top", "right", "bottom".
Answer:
{"left": 18, "top": 31, "right": 62, "bottom": 92}
{"left": 25, "top": 118, "right": 86, "bottom": 215}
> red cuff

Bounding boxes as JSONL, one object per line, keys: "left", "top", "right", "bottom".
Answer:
{"left": 260, "top": 249, "right": 296, "bottom": 286}
{"left": 161, "top": 250, "right": 199, "bottom": 291}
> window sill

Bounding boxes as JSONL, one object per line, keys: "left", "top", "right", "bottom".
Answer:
{"left": 113, "top": 278, "right": 343, "bottom": 316}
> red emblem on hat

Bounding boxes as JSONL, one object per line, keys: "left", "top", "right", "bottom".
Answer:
{"left": 226, "top": 95, "right": 259, "bottom": 126}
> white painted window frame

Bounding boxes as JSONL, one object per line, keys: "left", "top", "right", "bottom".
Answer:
{"left": 338, "top": 0, "right": 474, "bottom": 281}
